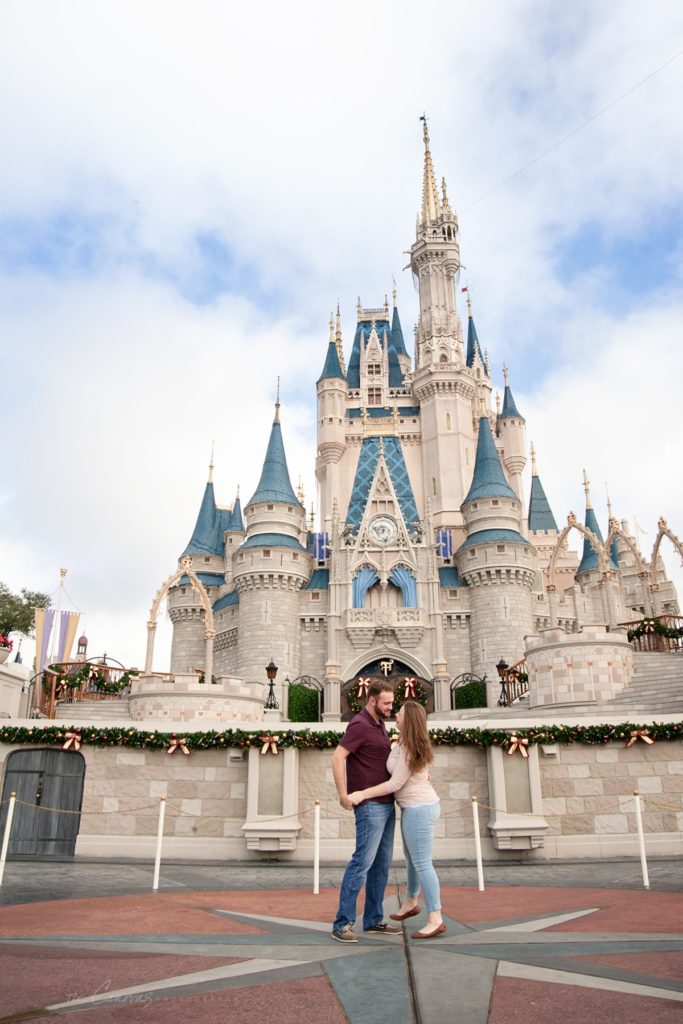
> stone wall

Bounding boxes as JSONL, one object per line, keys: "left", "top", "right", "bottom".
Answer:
{"left": 1, "top": 718, "right": 681, "bottom": 862}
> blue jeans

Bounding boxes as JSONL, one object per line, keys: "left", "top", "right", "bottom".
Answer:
{"left": 400, "top": 802, "right": 441, "bottom": 912}
{"left": 333, "top": 800, "right": 395, "bottom": 931}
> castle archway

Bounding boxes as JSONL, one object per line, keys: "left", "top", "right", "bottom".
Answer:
{"left": 546, "top": 515, "right": 612, "bottom": 626}
{"left": 144, "top": 556, "right": 215, "bottom": 678}
{"left": 649, "top": 518, "right": 683, "bottom": 614}
{"left": 340, "top": 651, "right": 433, "bottom": 721}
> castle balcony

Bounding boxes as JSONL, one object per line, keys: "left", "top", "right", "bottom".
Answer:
{"left": 344, "top": 607, "right": 425, "bottom": 649}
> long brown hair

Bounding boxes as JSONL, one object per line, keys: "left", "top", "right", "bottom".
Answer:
{"left": 400, "top": 701, "right": 433, "bottom": 773}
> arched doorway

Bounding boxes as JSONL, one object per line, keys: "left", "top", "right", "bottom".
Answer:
{"left": 0, "top": 748, "right": 85, "bottom": 856}
{"left": 341, "top": 657, "right": 433, "bottom": 721}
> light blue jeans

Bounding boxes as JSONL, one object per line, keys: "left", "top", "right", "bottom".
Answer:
{"left": 333, "top": 800, "right": 396, "bottom": 931}
{"left": 400, "top": 801, "right": 441, "bottom": 912}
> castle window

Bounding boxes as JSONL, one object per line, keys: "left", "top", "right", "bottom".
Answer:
{"left": 497, "top": 544, "right": 506, "bottom": 553}
{"left": 367, "top": 363, "right": 382, "bottom": 375}
{"left": 432, "top": 477, "right": 436, "bottom": 496}
{"left": 293, "top": 553, "right": 299, "bottom": 560}
{"left": 439, "top": 354, "right": 448, "bottom": 363}
{"left": 180, "top": 587, "right": 187, "bottom": 594}
{"left": 491, "top": 499, "right": 499, "bottom": 507}
{"left": 311, "top": 591, "right": 320, "bottom": 601}
{"left": 267, "top": 504, "right": 274, "bottom": 511}
{"left": 204, "top": 556, "right": 211, "bottom": 562}
{"left": 446, "top": 412, "right": 451, "bottom": 430}
{"left": 263, "top": 550, "right": 271, "bottom": 558}
{"left": 469, "top": 549, "right": 476, "bottom": 557}
{"left": 367, "top": 388, "right": 382, "bottom": 405}
{"left": 448, "top": 589, "right": 458, "bottom": 598}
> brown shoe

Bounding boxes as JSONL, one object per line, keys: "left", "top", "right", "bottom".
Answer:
{"left": 411, "top": 922, "right": 446, "bottom": 939}
{"left": 390, "top": 905, "right": 421, "bottom": 921}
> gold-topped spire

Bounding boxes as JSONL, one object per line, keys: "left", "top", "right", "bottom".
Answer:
{"left": 274, "top": 376, "right": 281, "bottom": 423}
{"left": 582, "top": 469, "right": 592, "bottom": 508}
{"left": 297, "top": 476, "right": 305, "bottom": 505}
{"left": 530, "top": 441, "right": 538, "bottom": 476}
{"left": 329, "top": 313, "right": 334, "bottom": 343}
{"left": 503, "top": 363, "right": 509, "bottom": 387}
{"left": 334, "top": 301, "right": 346, "bottom": 373}
{"left": 208, "top": 440, "right": 215, "bottom": 482}
{"left": 605, "top": 482, "right": 613, "bottom": 521}
{"left": 420, "top": 114, "right": 441, "bottom": 224}
{"left": 495, "top": 390, "right": 501, "bottom": 416}
{"left": 392, "top": 274, "right": 397, "bottom": 308}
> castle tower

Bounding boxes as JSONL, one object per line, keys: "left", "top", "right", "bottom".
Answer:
{"left": 575, "top": 470, "right": 623, "bottom": 625}
{"left": 168, "top": 466, "right": 225, "bottom": 674}
{"left": 316, "top": 314, "right": 348, "bottom": 527}
{"left": 496, "top": 364, "right": 527, "bottom": 506}
{"left": 233, "top": 399, "right": 312, "bottom": 697}
{"left": 455, "top": 416, "right": 535, "bottom": 701}
{"left": 465, "top": 294, "right": 493, "bottom": 419}
{"left": 223, "top": 489, "right": 245, "bottom": 588}
{"left": 409, "top": 119, "right": 477, "bottom": 531}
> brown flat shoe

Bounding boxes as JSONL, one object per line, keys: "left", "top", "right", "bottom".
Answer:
{"left": 411, "top": 922, "right": 446, "bottom": 939}
{"left": 389, "top": 905, "right": 421, "bottom": 921}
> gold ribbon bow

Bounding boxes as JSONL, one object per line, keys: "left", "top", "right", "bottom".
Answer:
{"left": 506, "top": 732, "right": 529, "bottom": 757}
{"left": 260, "top": 734, "right": 279, "bottom": 755}
{"left": 643, "top": 620, "right": 656, "bottom": 633}
{"left": 403, "top": 678, "right": 417, "bottom": 699}
{"left": 62, "top": 730, "right": 81, "bottom": 751}
{"left": 356, "top": 677, "right": 370, "bottom": 697}
{"left": 167, "top": 735, "right": 190, "bottom": 755}
{"left": 626, "top": 728, "right": 654, "bottom": 748}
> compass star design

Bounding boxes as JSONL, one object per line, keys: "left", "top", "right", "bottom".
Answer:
{"left": 1, "top": 902, "right": 682, "bottom": 1023}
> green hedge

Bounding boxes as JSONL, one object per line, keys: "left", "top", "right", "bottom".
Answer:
{"left": 288, "top": 683, "right": 319, "bottom": 722}
{"left": 453, "top": 678, "right": 487, "bottom": 709}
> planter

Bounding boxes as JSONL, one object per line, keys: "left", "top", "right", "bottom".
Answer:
{"left": 0, "top": 649, "right": 10, "bottom": 665}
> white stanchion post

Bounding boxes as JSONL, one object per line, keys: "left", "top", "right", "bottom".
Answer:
{"left": 313, "top": 800, "right": 320, "bottom": 895}
{"left": 0, "top": 792, "right": 17, "bottom": 887}
{"left": 471, "top": 796, "right": 485, "bottom": 892}
{"left": 152, "top": 796, "right": 166, "bottom": 892}
{"left": 633, "top": 790, "right": 650, "bottom": 890}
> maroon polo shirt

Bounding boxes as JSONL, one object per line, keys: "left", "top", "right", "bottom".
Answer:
{"left": 340, "top": 707, "right": 393, "bottom": 804}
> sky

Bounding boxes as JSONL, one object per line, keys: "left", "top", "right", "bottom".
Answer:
{"left": 1, "top": 0, "right": 682, "bottom": 671}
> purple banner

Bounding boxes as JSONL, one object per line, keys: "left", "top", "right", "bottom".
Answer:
{"left": 38, "top": 609, "right": 55, "bottom": 675}
{"left": 56, "top": 610, "right": 71, "bottom": 663}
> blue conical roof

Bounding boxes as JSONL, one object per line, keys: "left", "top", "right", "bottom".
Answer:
{"left": 248, "top": 415, "right": 301, "bottom": 506}
{"left": 463, "top": 417, "right": 518, "bottom": 504}
{"left": 183, "top": 482, "right": 223, "bottom": 556}
{"left": 228, "top": 495, "right": 244, "bottom": 532}
{"left": 317, "top": 341, "right": 345, "bottom": 383}
{"left": 576, "top": 505, "right": 617, "bottom": 574}
{"left": 500, "top": 384, "right": 524, "bottom": 420}
{"left": 528, "top": 474, "right": 558, "bottom": 533}
{"left": 391, "top": 306, "right": 408, "bottom": 356}
{"left": 466, "top": 314, "right": 486, "bottom": 372}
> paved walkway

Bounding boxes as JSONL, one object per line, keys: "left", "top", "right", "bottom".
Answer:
{"left": 0, "top": 859, "right": 681, "bottom": 1023}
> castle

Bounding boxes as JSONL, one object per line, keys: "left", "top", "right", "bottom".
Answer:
{"left": 164, "top": 122, "right": 679, "bottom": 719}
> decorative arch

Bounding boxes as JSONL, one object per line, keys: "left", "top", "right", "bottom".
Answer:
{"left": 604, "top": 518, "right": 654, "bottom": 615}
{"left": 342, "top": 646, "right": 431, "bottom": 683}
{"left": 546, "top": 513, "right": 617, "bottom": 627}
{"left": 144, "top": 556, "right": 215, "bottom": 676}
{"left": 650, "top": 518, "right": 683, "bottom": 612}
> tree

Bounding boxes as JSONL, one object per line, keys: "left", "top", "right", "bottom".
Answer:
{"left": 0, "top": 583, "right": 51, "bottom": 639}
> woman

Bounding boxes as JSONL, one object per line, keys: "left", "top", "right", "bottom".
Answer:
{"left": 348, "top": 700, "right": 445, "bottom": 939}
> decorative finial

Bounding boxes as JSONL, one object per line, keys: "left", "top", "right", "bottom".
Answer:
{"left": 297, "top": 476, "right": 305, "bottom": 504}
{"left": 309, "top": 503, "right": 315, "bottom": 530}
{"left": 605, "top": 482, "right": 613, "bottom": 520}
{"left": 530, "top": 441, "right": 537, "bottom": 476}
{"left": 502, "top": 363, "right": 509, "bottom": 387}
{"left": 582, "top": 469, "right": 592, "bottom": 508}
{"left": 275, "top": 377, "right": 281, "bottom": 423}
{"left": 484, "top": 348, "right": 490, "bottom": 372}
{"left": 392, "top": 274, "right": 397, "bottom": 308}
{"left": 441, "top": 176, "right": 450, "bottom": 209}
{"left": 209, "top": 440, "right": 215, "bottom": 482}
{"left": 419, "top": 112, "right": 440, "bottom": 223}
{"left": 59, "top": 568, "right": 67, "bottom": 582}
{"left": 329, "top": 313, "right": 334, "bottom": 343}
{"left": 236, "top": 483, "right": 240, "bottom": 499}
{"left": 495, "top": 391, "right": 501, "bottom": 415}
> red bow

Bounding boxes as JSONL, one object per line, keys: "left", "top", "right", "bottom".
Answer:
{"left": 356, "top": 678, "right": 370, "bottom": 697}
{"left": 403, "top": 678, "right": 417, "bottom": 699}
{"left": 506, "top": 732, "right": 529, "bottom": 757}
{"left": 260, "top": 734, "right": 279, "bottom": 755}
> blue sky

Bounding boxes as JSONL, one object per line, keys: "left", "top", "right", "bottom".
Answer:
{"left": 1, "top": 0, "right": 682, "bottom": 666}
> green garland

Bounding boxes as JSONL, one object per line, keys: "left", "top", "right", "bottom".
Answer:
{"left": 0, "top": 720, "right": 680, "bottom": 753}
{"left": 47, "top": 665, "right": 139, "bottom": 696}
{"left": 627, "top": 618, "right": 683, "bottom": 642}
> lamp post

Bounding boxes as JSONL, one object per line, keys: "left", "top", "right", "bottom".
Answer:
{"left": 265, "top": 658, "right": 279, "bottom": 710}
{"left": 496, "top": 659, "right": 509, "bottom": 708}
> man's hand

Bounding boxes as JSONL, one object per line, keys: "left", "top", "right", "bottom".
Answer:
{"left": 339, "top": 795, "right": 353, "bottom": 810}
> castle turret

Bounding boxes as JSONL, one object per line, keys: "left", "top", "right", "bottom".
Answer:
{"left": 223, "top": 489, "right": 245, "bottom": 587}
{"left": 576, "top": 471, "right": 622, "bottom": 625}
{"left": 316, "top": 314, "right": 348, "bottom": 526}
{"left": 233, "top": 400, "right": 312, "bottom": 699}
{"left": 169, "top": 466, "right": 225, "bottom": 674}
{"left": 455, "top": 416, "right": 535, "bottom": 700}
{"left": 496, "top": 364, "right": 527, "bottom": 504}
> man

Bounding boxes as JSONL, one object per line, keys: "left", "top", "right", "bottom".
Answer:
{"left": 330, "top": 680, "right": 401, "bottom": 942}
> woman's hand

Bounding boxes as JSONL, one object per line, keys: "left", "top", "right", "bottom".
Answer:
{"left": 348, "top": 791, "right": 365, "bottom": 806}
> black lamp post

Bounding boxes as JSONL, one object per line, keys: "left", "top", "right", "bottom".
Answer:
{"left": 265, "top": 658, "right": 279, "bottom": 710}
{"left": 496, "top": 659, "right": 509, "bottom": 708}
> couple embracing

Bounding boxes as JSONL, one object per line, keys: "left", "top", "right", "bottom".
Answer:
{"left": 330, "top": 679, "right": 445, "bottom": 942}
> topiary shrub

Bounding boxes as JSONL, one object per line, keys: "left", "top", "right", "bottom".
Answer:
{"left": 453, "top": 678, "right": 487, "bottom": 709}
{"left": 288, "top": 683, "right": 319, "bottom": 722}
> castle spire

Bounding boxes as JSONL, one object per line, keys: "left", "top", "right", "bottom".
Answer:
{"left": 208, "top": 440, "right": 214, "bottom": 483}
{"left": 183, "top": 478, "right": 221, "bottom": 556}
{"left": 528, "top": 444, "right": 558, "bottom": 533}
{"left": 500, "top": 368, "right": 524, "bottom": 420}
{"left": 582, "top": 469, "right": 592, "bottom": 509}
{"left": 247, "top": 400, "right": 300, "bottom": 507}
{"left": 334, "top": 302, "right": 346, "bottom": 374}
{"left": 420, "top": 115, "right": 441, "bottom": 224}
{"left": 463, "top": 417, "right": 518, "bottom": 504}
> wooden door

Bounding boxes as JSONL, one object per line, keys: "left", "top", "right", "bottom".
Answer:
{"left": 0, "top": 748, "right": 85, "bottom": 856}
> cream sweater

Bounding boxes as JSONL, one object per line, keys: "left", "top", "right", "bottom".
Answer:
{"left": 381, "top": 744, "right": 439, "bottom": 808}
